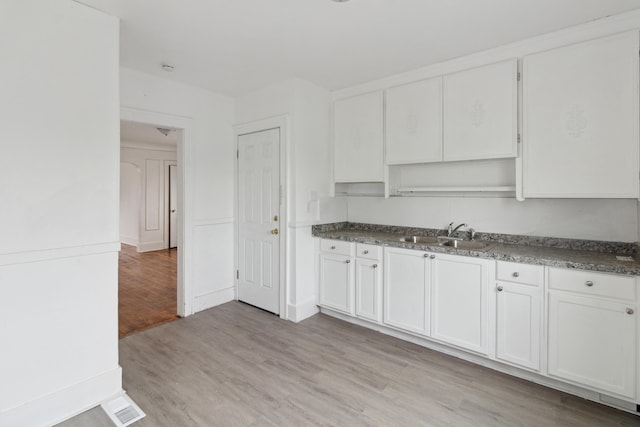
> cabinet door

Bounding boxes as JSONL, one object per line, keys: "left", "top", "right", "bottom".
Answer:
{"left": 431, "top": 254, "right": 489, "bottom": 354}
{"left": 386, "top": 78, "right": 443, "bottom": 164}
{"left": 355, "top": 258, "right": 382, "bottom": 322}
{"left": 319, "top": 253, "right": 354, "bottom": 315}
{"left": 443, "top": 59, "right": 518, "bottom": 161}
{"left": 523, "top": 31, "right": 639, "bottom": 198}
{"left": 334, "top": 91, "right": 384, "bottom": 182}
{"left": 496, "top": 282, "right": 541, "bottom": 371}
{"left": 383, "top": 247, "right": 429, "bottom": 335}
{"left": 548, "top": 292, "right": 637, "bottom": 398}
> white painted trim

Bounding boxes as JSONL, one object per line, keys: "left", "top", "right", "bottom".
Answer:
{"left": 320, "top": 308, "right": 640, "bottom": 415}
{"left": 120, "top": 106, "right": 195, "bottom": 317}
{"left": 334, "top": 10, "right": 640, "bottom": 100}
{"left": 121, "top": 140, "right": 177, "bottom": 152}
{"left": 136, "top": 241, "right": 167, "bottom": 253}
{"left": 287, "top": 220, "right": 325, "bottom": 228}
{"left": 194, "top": 217, "right": 235, "bottom": 227}
{"left": 119, "top": 235, "right": 138, "bottom": 247}
{"left": 287, "top": 298, "right": 319, "bottom": 323}
{"left": 234, "top": 115, "right": 290, "bottom": 320}
{"left": 0, "top": 367, "right": 122, "bottom": 427}
{"left": 0, "top": 241, "right": 120, "bottom": 267}
{"left": 193, "top": 286, "right": 235, "bottom": 313}
{"left": 164, "top": 160, "right": 178, "bottom": 249}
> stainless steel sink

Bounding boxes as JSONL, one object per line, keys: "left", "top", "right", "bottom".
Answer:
{"left": 399, "top": 236, "right": 439, "bottom": 244}
{"left": 439, "top": 240, "right": 489, "bottom": 250}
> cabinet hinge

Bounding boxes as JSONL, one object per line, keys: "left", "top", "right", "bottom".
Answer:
{"left": 517, "top": 71, "right": 521, "bottom": 82}
{"left": 517, "top": 134, "right": 521, "bottom": 144}
{"left": 236, "top": 269, "right": 239, "bottom": 279}
{"left": 237, "top": 149, "right": 239, "bottom": 159}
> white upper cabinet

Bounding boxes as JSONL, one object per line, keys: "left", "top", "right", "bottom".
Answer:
{"left": 334, "top": 91, "right": 384, "bottom": 182}
{"left": 443, "top": 59, "right": 518, "bottom": 162}
{"left": 386, "top": 77, "right": 443, "bottom": 164}
{"left": 523, "top": 31, "right": 639, "bottom": 198}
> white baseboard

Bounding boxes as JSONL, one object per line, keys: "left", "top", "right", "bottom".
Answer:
{"left": 287, "top": 298, "right": 319, "bottom": 323}
{"left": 119, "top": 235, "right": 138, "bottom": 247}
{"left": 0, "top": 366, "right": 122, "bottom": 427}
{"left": 136, "top": 241, "right": 166, "bottom": 253}
{"left": 193, "top": 286, "right": 235, "bottom": 313}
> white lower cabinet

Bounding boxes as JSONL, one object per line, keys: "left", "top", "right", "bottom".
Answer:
{"left": 383, "top": 247, "right": 431, "bottom": 335}
{"left": 319, "top": 240, "right": 382, "bottom": 320}
{"left": 355, "top": 243, "right": 383, "bottom": 322}
{"left": 496, "top": 282, "right": 542, "bottom": 371}
{"left": 430, "top": 253, "right": 490, "bottom": 354}
{"left": 548, "top": 289, "right": 637, "bottom": 399}
{"left": 319, "top": 252, "right": 354, "bottom": 315}
{"left": 495, "top": 261, "right": 543, "bottom": 371}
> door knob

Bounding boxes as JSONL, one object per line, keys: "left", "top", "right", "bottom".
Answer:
{"left": 271, "top": 228, "right": 279, "bottom": 235}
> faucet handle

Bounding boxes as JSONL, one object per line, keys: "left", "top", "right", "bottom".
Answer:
{"left": 469, "top": 228, "right": 476, "bottom": 240}
{"left": 448, "top": 222, "right": 454, "bottom": 235}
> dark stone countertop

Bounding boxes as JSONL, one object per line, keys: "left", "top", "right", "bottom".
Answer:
{"left": 312, "top": 222, "right": 640, "bottom": 276}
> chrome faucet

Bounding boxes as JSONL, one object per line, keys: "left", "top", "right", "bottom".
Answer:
{"left": 448, "top": 222, "right": 468, "bottom": 237}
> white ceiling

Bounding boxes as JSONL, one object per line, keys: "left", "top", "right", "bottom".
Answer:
{"left": 120, "top": 121, "right": 178, "bottom": 148}
{"left": 77, "top": 0, "right": 640, "bottom": 96}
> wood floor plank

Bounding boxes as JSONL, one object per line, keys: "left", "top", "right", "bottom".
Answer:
{"left": 58, "top": 302, "right": 640, "bottom": 426}
{"left": 118, "top": 244, "right": 177, "bottom": 338}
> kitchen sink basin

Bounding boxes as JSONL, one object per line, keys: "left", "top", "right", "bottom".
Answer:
{"left": 399, "top": 236, "right": 439, "bottom": 244}
{"left": 439, "top": 240, "right": 489, "bottom": 250}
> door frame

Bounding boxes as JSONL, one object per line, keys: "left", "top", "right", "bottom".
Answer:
{"left": 234, "top": 115, "right": 290, "bottom": 320}
{"left": 121, "top": 106, "right": 195, "bottom": 317}
{"left": 164, "top": 161, "right": 178, "bottom": 249}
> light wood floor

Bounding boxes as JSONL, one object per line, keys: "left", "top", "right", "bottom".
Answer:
{"left": 59, "top": 302, "right": 640, "bottom": 427}
{"left": 118, "top": 244, "right": 177, "bottom": 338}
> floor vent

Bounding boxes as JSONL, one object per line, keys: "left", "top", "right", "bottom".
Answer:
{"left": 101, "top": 394, "right": 146, "bottom": 426}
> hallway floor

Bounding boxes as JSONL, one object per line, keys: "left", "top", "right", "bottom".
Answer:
{"left": 119, "top": 244, "right": 178, "bottom": 338}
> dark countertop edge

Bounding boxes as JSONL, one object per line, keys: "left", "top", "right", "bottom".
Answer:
{"left": 311, "top": 222, "right": 638, "bottom": 255}
{"left": 313, "top": 230, "right": 640, "bottom": 276}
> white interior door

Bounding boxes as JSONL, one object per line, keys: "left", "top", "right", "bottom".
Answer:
{"left": 168, "top": 164, "right": 178, "bottom": 249}
{"left": 238, "top": 128, "right": 280, "bottom": 314}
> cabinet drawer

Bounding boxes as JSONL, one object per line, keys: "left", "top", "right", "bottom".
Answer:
{"left": 496, "top": 261, "right": 543, "bottom": 286}
{"left": 321, "top": 239, "right": 353, "bottom": 256}
{"left": 356, "top": 243, "right": 382, "bottom": 260}
{"left": 548, "top": 268, "right": 636, "bottom": 301}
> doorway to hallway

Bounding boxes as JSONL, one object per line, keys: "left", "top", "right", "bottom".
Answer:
{"left": 119, "top": 120, "right": 180, "bottom": 337}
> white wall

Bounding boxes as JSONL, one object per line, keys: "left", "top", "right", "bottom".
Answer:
{"left": 236, "top": 78, "right": 347, "bottom": 322}
{"left": 347, "top": 197, "right": 638, "bottom": 242}
{"left": 120, "top": 67, "right": 236, "bottom": 312}
{"left": 120, "top": 144, "right": 177, "bottom": 251}
{"left": 0, "top": 1, "right": 121, "bottom": 426}
{"left": 120, "top": 162, "right": 141, "bottom": 246}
